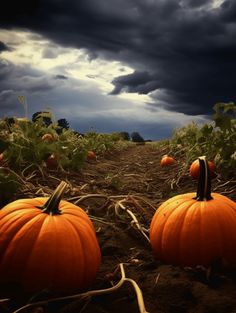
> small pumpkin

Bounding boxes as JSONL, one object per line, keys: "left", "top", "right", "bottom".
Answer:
{"left": 160, "top": 155, "right": 175, "bottom": 166}
{"left": 0, "top": 153, "right": 4, "bottom": 165}
{"left": 45, "top": 154, "right": 58, "bottom": 169}
{"left": 87, "top": 151, "right": 96, "bottom": 160}
{"left": 190, "top": 158, "right": 216, "bottom": 179}
{"left": 0, "top": 181, "right": 101, "bottom": 294}
{"left": 41, "top": 133, "right": 55, "bottom": 142}
{"left": 150, "top": 156, "right": 236, "bottom": 267}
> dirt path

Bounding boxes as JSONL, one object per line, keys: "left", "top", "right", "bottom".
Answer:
{"left": 76, "top": 143, "right": 191, "bottom": 201}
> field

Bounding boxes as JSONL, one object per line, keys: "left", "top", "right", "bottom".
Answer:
{"left": 1, "top": 104, "right": 236, "bottom": 312}
{"left": 1, "top": 142, "right": 236, "bottom": 313}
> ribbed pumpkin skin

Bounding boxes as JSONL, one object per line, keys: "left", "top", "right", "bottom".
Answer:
{"left": 160, "top": 155, "right": 175, "bottom": 166}
{"left": 0, "top": 198, "right": 101, "bottom": 294}
{"left": 190, "top": 159, "right": 216, "bottom": 179}
{"left": 150, "top": 193, "right": 236, "bottom": 267}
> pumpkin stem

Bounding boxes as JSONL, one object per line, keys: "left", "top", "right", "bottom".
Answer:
{"left": 194, "top": 156, "right": 213, "bottom": 201}
{"left": 39, "top": 181, "right": 68, "bottom": 215}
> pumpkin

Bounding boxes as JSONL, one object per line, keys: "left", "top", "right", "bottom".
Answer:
{"left": 41, "top": 133, "right": 55, "bottom": 142}
{"left": 45, "top": 154, "right": 58, "bottom": 169}
{"left": 160, "top": 155, "right": 175, "bottom": 166}
{"left": 87, "top": 151, "right": 96, "bottom": 160}
{"left": 190, "top": 158, "right": 216, "bottom": 179}
{"left": 0, "top": 181, "right": 101, "bottom": 294}
{"left": 150, "top": 156, "right": 236, "bottom": 267}
{"left": 0, "top": 153, "right": 4, "bottom": 165}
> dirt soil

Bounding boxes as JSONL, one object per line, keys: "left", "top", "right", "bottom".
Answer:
{"left": 1, "top": 144, "right": 236, "bottom": 313}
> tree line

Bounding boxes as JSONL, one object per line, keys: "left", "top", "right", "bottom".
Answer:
{"left": 4, "top": 111, "right": 150, "bottom": 142}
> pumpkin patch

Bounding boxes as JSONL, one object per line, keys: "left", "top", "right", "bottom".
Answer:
{"left": 0, "top": 102, "right": 236, "bottom": 312}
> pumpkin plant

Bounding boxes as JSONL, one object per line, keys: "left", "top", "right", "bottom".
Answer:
{"left": 150, "top": 156, "right": 236, "bottom": 268}
{"left": 190, "top": 158, "right": 216, "bottom": 179}
{"left": 0, "top": 181, "right": 101, "bottom": 294}
{"left": 160, "top": 155, "right": 175, "bottom": 166}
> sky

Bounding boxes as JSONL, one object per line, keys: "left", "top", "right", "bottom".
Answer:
{"left": 0, "top": 0, "right": 234, "bottom": 140}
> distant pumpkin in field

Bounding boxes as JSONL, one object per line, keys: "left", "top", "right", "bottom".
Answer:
{"left": 0, "top": 153, "right": 4, "bottom": 165}
{"left": 45, "top": 154, "right": 58, "bottom": 169}
{"left": 42, "top": 133, "right": 56, "bottom": 142}
{"left": 190, "top": 158, "right": 216, "bottom": 179}
{"left": 87, "top": 151, "right": 96, "bottom": 160}
{"left": 160, "top": 155, "right": 175, "bottom": 166}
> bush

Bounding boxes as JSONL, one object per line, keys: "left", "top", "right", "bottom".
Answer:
{"left": 131, "top": 132, "right": 145, "bottom": 142}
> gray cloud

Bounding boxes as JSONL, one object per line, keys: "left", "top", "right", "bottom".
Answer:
{"left": 69, "top": 115, "right": 178, "bottom": 141}
{"left": 54, "top": 74, "right": 68, "bottom": 80}
{"left": 0, "top": 41, "right": 12, "bottom": 53}
{"left": 42, "top": 48, "right": 58, "bottom": 59}
{"left": 110, "top": 71, "right": 160, "bottom": 95}
{"left": 0, "top": 58, "right": 64, "bottom": 118}
{"left": 0, "top": 0, "right": 235, "bottom": 116}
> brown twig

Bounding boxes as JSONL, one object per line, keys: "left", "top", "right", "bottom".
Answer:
{"left": 12, "top": 263, "right": 149, "bottom": 313}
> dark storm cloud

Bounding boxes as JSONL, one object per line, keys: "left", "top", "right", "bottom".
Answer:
{"left": 110, "top": 71, "right": 160, "bottom": 95}
{"left": 183, "top": 0, "right": 210, "bottom": 8}
{"left": 0, "top": 0, "right": 235, "bottom": 115}
{"left": 0, "top": 58, "right": 63, "bottom": 117}
{"left": 0, "top": 59, "right": 56, "bottom": 93}
{"left": 54, "top": 74, "right": 68, "bottom": 80}
{"left": 0, "top": 41, "right": 12, "bottom": 53}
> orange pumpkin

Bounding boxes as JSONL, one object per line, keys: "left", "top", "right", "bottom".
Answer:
{"left": 190, "top": 158, "right": 216, "bottom": 179}
{"left": 150, "top": 156, "right": 236, "bottom": 267}
{"left": 45, "top": 154, "right": 58, "bottom": 169}
{"left": 0, "top": 181, "right": 101, "bottom": 294}
{"left": 160, "top": 155, "right": 175, "bottom": 166}
{"left": 0, "top": 153, "right": 4, "bottom": 165}
{"left": 87, "top": 151, "right": 96, "bottom": 160}
{"left": 41, "top": 133, "right": 55, "bottom": 142}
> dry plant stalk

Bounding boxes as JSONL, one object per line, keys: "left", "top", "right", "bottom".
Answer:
{"left": 72, "top": 193, "right": 151, "bottom": 242}
{"left": 11, "top": 263, "right": 149, "bottom": 313}
{"left": 115, "top": 199, "right": 150, "bottom": 243}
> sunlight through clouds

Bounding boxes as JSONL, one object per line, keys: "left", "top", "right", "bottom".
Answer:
{"left": 1, "top": 29, "right": 134, "bottom": 95}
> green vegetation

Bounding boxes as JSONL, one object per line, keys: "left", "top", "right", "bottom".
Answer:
{"left": 0, "top": 114, "right": 131, "bottom": 172}
{"left": 155, "top": 102, "right": 236, "bottom": 178}
{"left": 1, "top": 101, "right": 236, "bottom": 184}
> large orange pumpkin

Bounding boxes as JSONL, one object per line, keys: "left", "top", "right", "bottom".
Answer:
{"left": 190, "top": 158, "right": 216, "bottom": 179}
{"left": 0, "top": 181, "right": 101, "bottom": 294}
{"left": 150, "top": 156, "right": 236, "bottom": 267}
{"left": 160, "top": 155, "right": 175, "bottom": 166}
